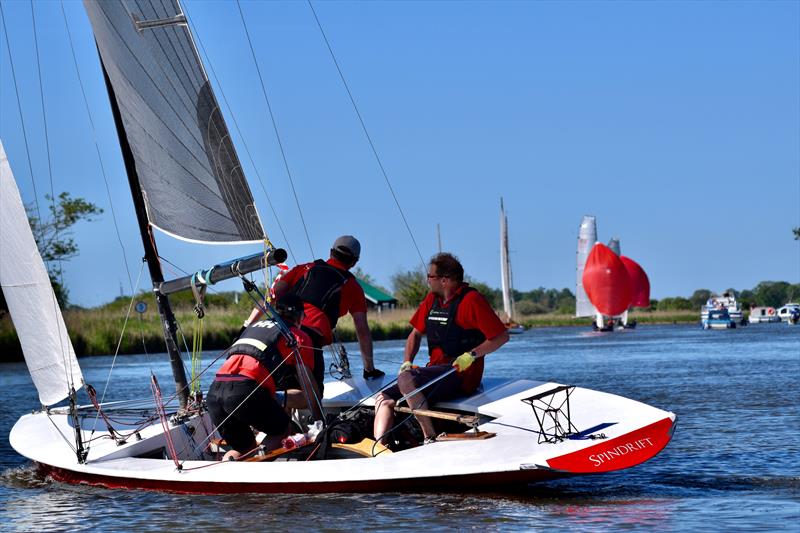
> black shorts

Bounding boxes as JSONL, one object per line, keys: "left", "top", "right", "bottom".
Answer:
{"left": 382, "top": 364, "right": 464, "bottom": 405}
{"left": 207, "top": 379, "right": 290, "bottom": 453}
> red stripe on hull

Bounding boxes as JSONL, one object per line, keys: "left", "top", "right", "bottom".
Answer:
{"left": 546, "top": 417, "right": 674, "bottom": 473}
{"left": 38, "top": 464, "right": 563, "bottom": 494}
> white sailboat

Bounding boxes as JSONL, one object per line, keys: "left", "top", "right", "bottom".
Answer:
{"left": 576, "top": 219, "right": 646, "bottom": 331}
{"left": 575, "top": 215, "right": 599, "bottom": 324}
{"left": 499, "top": 199, "right": 524, "bottom": 334}
{"left": 6, "top": 1, "right": 674, "bottom": 492}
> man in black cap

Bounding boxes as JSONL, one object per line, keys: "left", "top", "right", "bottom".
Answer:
{"left": 245, "top": 235, "right": 383, "bottom": 392}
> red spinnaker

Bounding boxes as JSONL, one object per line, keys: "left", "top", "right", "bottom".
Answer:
{"left": 582, "top": 243, "right": 632, "bottom": 316}
{"left": 620, "top": 255, "right": 650, "bottom": 308}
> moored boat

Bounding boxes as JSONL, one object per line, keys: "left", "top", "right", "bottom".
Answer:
{"left": 701, "top": 293, "right": 743, "bottom": 325}
{"left": 748, "top": 306, "right": 780, "bottom": 324}
{"left": 702, "top": 308, "right": 736, "bottom": 330}
{"left": 776, "top": 303, "right": 800, "bottom": 324}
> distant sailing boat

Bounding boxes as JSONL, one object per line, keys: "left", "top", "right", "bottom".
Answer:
{"left": 576, "top": 217, "right": 650, "bottom": 331}
{"left": 583, "top": 242, "right": 632, "bottom": 331}
{"left": 6, "top": 1, "right": 674, "bottom": 492}
{"left": 499, "top": 199, "right": 524, "bottom": 334}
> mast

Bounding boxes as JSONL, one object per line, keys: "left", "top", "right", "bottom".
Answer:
{"left": 500, "top": 198, "right": 513, "bottom": 321}
{"left": 100, "top": 62, "right": 190, "bottom": 409}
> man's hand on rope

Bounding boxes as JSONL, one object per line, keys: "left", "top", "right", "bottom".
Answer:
{"left": 452, "top": 352, "right": 476, "bottom": 372}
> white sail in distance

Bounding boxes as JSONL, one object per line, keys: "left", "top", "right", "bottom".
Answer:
{"left": 575, "top": 215, "right": 597, "bottom": 318}
{"left": 500, "top": 198, "right": 515, "bottom": 321}
{"left": 0, "top": 140, "right": 83, "bottom": 406}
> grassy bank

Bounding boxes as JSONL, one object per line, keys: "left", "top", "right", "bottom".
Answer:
{"left": 0, "top": 304, "right": 700, "bottom": 362}
{"left": 518, "top": 309, "right": 701, "bottom": 328}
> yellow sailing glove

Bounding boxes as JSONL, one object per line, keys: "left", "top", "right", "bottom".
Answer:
{"left": 399, "top": 361, "right": 413, "bottom": 374}
{"left": 452, "top": 352, "right": 476, "bottom": 372}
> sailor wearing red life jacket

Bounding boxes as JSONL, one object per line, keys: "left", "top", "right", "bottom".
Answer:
{"left": 373, "top": 253, "right": 509, "bottom": 446}
{"left": 243, "top": 236, "right": 384, "bottom": 393}
{"left": 207, "top": 294, "right": 320, "bottom": 461}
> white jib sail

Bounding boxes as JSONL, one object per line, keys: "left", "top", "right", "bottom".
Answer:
{"left": 575, "top": 215, "right": 597, "bottom": 317}
{"left": 0, "top": 140, "right": 83, "bottom": 406}
{"left": 500, "top": 198, "right": 514, "bottom": 322}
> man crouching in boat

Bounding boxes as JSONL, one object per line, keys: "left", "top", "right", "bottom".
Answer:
{"left": 374, "top": 253, "right": 509, "bottom": 446}
{"left": 207, "top": 294, "right": 321, "bottom": 461}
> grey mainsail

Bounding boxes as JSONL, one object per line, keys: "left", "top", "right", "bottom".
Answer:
{"left": 575, "top": 215, "right": 597, "bottom": 318}
{"left": 83, "top": 0, "right": 263, "bottom": 244}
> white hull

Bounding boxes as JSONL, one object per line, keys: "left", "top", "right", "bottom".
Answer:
{"left": 703, "top": 322, "right": 735, "bottom": 330}
{"left": 748, "top": 317, "right": 781, "bottom": 324}
{"left": 11, "top": 376, "right": 675, "bottom": 493}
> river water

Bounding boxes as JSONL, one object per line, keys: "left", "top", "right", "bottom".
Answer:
{"left": 1, "top": 323, "right": 798, "bottom": 531}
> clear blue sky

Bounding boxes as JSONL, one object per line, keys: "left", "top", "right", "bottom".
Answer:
{"left": 2, "top": 1, "right": 798, "bottom": 307}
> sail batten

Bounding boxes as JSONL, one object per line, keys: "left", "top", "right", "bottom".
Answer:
{"left": 84, "top": 0, "right": 264, "bottom": 244}
{"left": 0, "top": 141, "right": 83, "bottom": 406}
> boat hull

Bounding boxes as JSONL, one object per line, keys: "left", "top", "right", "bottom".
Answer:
{"left": 37, "top": 462, "right": 563, "bottom": 494}
{"left": 11, "top": 378, "right": 676, "bottom": 493}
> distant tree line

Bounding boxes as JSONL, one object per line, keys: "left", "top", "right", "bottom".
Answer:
{"left": 389, "top": 269, "right": 575, "bottom": 314}
{"left": 388, "top": 268, "right": 799, "bottom": 315}
{"left": 654, "top": 282, "right": 800, "bottom": 311}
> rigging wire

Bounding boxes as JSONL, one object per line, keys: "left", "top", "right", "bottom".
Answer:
{"left": 235, "top": 0, "right": 316, "bottom": 260}
{"left": 59, "top": 0, "right": 135, "bottom": 295}
{"left": 28, "top": 2, "right": 83, "bottom": 440}
{"left": 181, "top": 2, "right": 299, "bottom": 264}
{"left": 0, "top": 3, "right": 43, "bottom": 232}
{"left": 307, "top": 0, "right": 427, "bottom": 272}
{"left": 85, "top": 262, "right": 146, "bottom": 456}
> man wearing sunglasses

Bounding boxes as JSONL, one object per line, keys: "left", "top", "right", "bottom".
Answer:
{"left": 374, "top": 252, "right": 509, "bottom": 445}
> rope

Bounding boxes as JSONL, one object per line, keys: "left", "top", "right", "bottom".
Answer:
{"left": 30, "top": 2, "right": 83, "bottom": 442}
{"left": 59, "top": 0, "right": 135, "bottom": 296}
{"left": 180, "top": 3, "right": 300, "bottom": 264}
{"left": 189, "top": 271, "right": 209, "bottom": 397}
{"left": 307, "top": 0, "right": 427, "bottom": 272}
{"left": 0, "top": 3, "right": 43, "bottom": 227}
{"left": 235, "top": 0, "right": 315, "bottom": 260}
{"left": 150, "top": 374, "right": 182, "bottom": 470}
{"left": 191, "top": 314, "right": 204, "bottom": 397}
